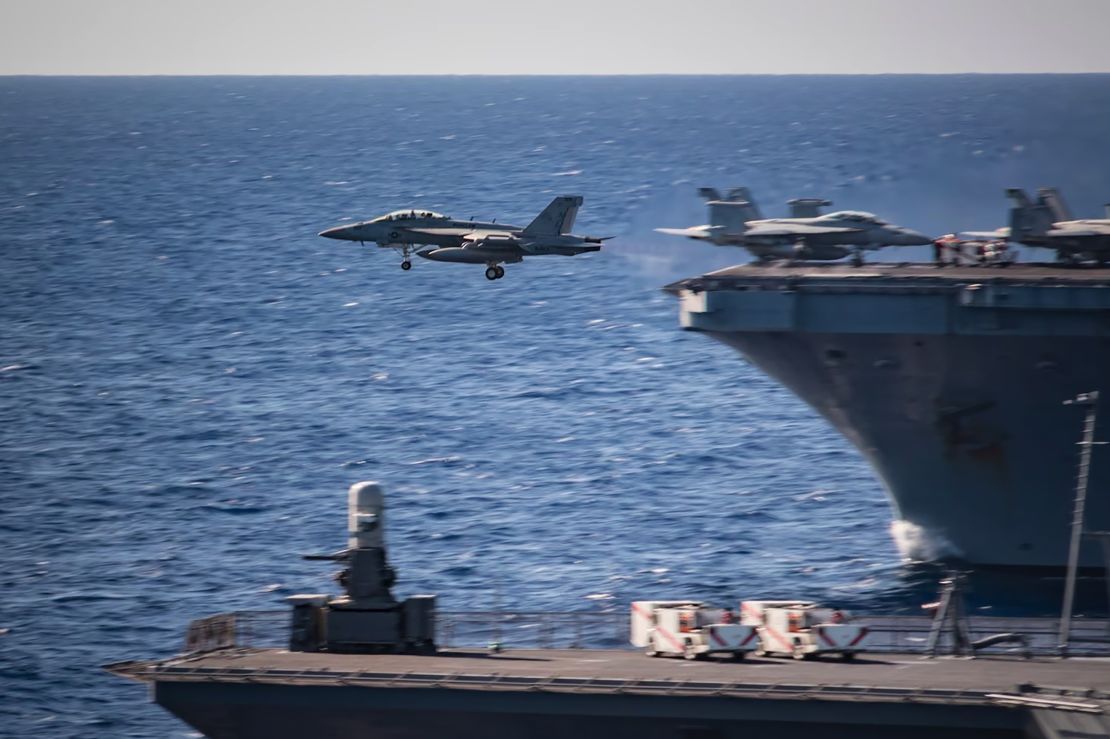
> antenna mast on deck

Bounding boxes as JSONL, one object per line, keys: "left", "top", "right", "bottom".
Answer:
{"left": 1058, "top": 391, "right": 1106, "bottom": 657}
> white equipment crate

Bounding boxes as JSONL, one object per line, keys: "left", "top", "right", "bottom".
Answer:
{"left": 631, "top": 601, "right": 758, "bottom": 660}
{"left": 741, "top": 600, "right": 871, "bottom": 660}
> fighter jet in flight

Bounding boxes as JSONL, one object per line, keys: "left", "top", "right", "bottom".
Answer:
{"left": 319, "top": 196, "right": 607, "bottom": 280}
{"left": 965, "top": 188, "right": 1110, "bottom": 264}
{"left": 656, "top": 187, "right": 932, "bottom": 264}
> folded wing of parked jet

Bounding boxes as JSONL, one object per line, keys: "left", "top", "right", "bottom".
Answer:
{"left": 1046, "top": 226, "right": 1110, "bottom": 239}
{"left": 743, "top": 223, "right": 861, "bottom": 237}
{"left": 654, "top": 225, "right": 724, "bottom": 240}
{"left": 960, "top": 228, "right": 1011, "bottom": 240}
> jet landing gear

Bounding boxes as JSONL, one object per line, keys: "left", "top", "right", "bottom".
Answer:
{"left": 484, "top": 265, "right": 506, "bottom": 281}
{"left": 393, "top": 244, "right": 415, "bottom": 271}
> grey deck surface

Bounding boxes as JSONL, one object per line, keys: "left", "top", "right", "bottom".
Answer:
{"left": 156, "top": 648, "right": 1110, "bottom": 696}
{"left": 698, "top": 263, "right": 1110, "bottom": 283}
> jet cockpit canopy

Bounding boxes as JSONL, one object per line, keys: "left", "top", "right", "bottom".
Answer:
{"left": 372, "top": 209, "right": 449, "bottom": 223}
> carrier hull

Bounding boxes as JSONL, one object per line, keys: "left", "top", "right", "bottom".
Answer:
{"left": 670, "top": 264, "right": 1110, "bottom": 570}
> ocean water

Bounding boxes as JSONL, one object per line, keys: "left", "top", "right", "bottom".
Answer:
{"left": 2, "top": 75, "right": 1110, "bottom": 737}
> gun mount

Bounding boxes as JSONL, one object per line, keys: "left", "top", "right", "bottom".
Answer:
{"left": 288, "top": 481, "right": 436, "bottom": 654}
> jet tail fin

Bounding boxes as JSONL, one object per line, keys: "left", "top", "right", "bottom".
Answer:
{"left": 523, "top": 196, "right": 583, "bottom": 236}
{"left": 1037, "top": 187, "right": 1073, "bottom": 222}
{"left": 788, "top": 198, "right": 832, "bottom": 218}
{"left": 1005, "top": 188, "right": 1034, "bottom": 209}
{"left": 1006, "top": 188, "right": 1054, "bottom": 241}
{"left": 724, "top": 187, "right": 762, "bottom": 220}
{"left": 696, "top": 186, "right": 761, "bottom": 234}
{"left": 707, "top": 202, "right": 757, "bottom": 236}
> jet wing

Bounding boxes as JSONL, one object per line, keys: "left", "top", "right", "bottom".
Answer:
{"left": 461, "top": 231, "right": 520, "bottom": 250}
{"left": 743, "top": 223, "right": 861, "bottom": 237}
{"left": 654, "top": 225, "right": 723, "bottom": 240}
{"left": 400, "top": 227, "right": 478, "bottom": 237}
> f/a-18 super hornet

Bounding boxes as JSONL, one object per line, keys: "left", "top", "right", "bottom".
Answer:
{"left": 964, "top": 188, "right": 1110, "bottom": 265}
{"left": 655, "top": 187, "right": 932, "bottom": 264}
{"left": 319, "top": 196, "right": 607, "bottom": 280}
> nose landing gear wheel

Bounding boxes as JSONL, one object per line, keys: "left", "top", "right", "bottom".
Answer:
{"left": 494, "top": 266, "right": 505, "bottom": 279}
{"left": 401, "top": 260, "right": 412, "bottom": 271}
{"left": 485, "top": 267, "right": 499, "bottom": 280}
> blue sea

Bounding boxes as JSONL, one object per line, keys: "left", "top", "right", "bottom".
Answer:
{"left": 2, "top": 75, "right": 1110, "bottom": 737}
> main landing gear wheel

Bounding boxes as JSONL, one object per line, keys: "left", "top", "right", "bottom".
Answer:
{"left": 494, "top": 266, "right": 504, "bottom": 279}
{"left": 485, "top": 267, "right": 499, "bottom": 280}
{"left": 401, "top": 260, "right": 412, "bottom": 271}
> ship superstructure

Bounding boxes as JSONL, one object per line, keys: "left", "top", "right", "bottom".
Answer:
{"left": 668, "top": 263, "right": 1110, "bottom": 570}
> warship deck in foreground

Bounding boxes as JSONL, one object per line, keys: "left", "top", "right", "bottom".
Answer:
{"left": 666, "top": 263, "right": 1110, "bottom": 570}
{"left": 111, "top": 645, "right": 1110, "bottom": 739}
{"left": 109, "top": 481, "right": 1110, "bottom": 739}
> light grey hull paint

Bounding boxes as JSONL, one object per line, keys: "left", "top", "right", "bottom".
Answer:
{"left": 675, "top": 265, "right": 1110, "bottom": 570}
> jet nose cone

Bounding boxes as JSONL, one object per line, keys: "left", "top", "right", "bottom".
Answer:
{"left": 319, "top": 225, "right": 352, "bottom": 240}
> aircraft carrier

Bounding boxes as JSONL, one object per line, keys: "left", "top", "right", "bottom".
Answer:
{"left": 666, "top": 262, "right": 1110, "bottom": 571}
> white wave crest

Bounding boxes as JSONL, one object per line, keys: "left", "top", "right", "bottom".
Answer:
{"left": 889, "top": 519, "right": 961, "bottom": 563}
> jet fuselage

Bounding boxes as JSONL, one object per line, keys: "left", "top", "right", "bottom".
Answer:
{"left": 319, "top": 211, "right": 521, "bottom": 249}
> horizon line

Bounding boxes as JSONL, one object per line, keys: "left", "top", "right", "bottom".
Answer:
{"left": 3, "top": 71, "right": 1110, "bottom": 78}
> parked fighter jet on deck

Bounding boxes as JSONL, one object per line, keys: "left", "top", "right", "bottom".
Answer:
{"left": 655, "top": 187, "right": 931, "bottom": 264}
{"left": 964, "top": 188, "right": 1110, "bottom": 264}
{"left": 319, "top": 196, "right": 607, "bottom": 280}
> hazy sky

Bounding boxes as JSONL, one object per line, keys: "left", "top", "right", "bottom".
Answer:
{"left": 3, "top": 0, "right": 1110, "bottom": 75}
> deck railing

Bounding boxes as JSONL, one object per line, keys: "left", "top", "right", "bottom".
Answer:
{"left": 183, "top": 611, "right": 291, "bottom": 653}
{"left": 181, "top": 609, "right": 1110, "bottom": 657}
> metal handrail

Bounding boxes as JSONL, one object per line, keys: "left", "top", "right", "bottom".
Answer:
{"left": 179, "top": 609, "right": 1110, "bottom": 657}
